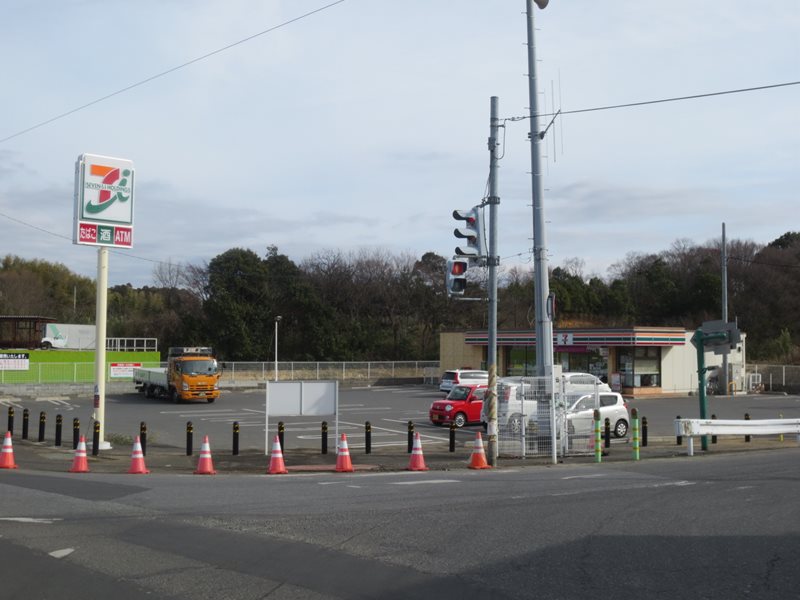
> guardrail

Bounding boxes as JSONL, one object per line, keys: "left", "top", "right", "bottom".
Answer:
{"left": 674, "top": 418, "right": 800, "bottom": 456}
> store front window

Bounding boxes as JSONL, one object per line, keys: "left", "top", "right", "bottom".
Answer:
{"left": 506, "top": 347, "right": 536, "bottom": 376}
{"left": 616, "top": 347, "right": 661, "bottom": 387}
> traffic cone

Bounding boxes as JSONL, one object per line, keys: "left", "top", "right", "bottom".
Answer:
{"left": 194, "top": 435, "right": 217, "bottom": 475}
{"left": 335, "top": 433, "right": 354, "bottom": 473}
{"left": 468, "top": 432, "right": 491, "bottom": 469}
{"left": 407, "top": 432, "right": 429, "bottom": 471}
{"left": 69, "top": 436, "right": 90, "bottom": 473}
{"left": 0, "top": 431, "right": 18, "bottom": 469}
{"left": 267, "top": 435, "right": 288, "bottom": 475}
{"left": 128, "top": 436, "right": 150, "bottom": 474}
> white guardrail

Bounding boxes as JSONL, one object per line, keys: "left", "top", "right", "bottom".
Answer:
{"left": 674, "top": 418, "right": 800, "bottom": 456}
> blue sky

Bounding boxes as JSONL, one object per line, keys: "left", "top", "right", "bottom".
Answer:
{"left": 1, "top": 0, "right": 798, "bottom": 286}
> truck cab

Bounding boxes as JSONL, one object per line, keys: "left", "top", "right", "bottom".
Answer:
{"left": 167, "top": 347, "right": 220, "bottom": 402}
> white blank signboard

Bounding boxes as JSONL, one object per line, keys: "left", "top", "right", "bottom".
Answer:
{"left": 265, "top": 381, "right": 338, "bottom": 453}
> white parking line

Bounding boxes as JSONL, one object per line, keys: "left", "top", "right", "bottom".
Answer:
{"left": 390, "top": 480, "right": 460, "bottom": 485}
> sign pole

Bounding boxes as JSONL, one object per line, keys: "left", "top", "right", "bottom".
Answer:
{"left": 93, "top": 246, "right": 111, "bottom": 449}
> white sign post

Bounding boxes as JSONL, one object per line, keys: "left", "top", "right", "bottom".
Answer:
{"left": 74, "top": 153, "right": 135, "bottom": 449}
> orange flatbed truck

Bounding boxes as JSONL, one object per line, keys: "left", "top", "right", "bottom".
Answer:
{"left": 133, "top": 346, "right": 220, "bottom": 403}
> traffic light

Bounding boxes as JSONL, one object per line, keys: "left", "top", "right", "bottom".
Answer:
{"left": 453, "top": 206, "right": 485, "bottom": 263}
{"left": 446, "top": 258, "right": 469, "bottom": 296}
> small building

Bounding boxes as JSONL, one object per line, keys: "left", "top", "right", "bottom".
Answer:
{"left": 440, "top": 326, "right": 746, "bottom": 396}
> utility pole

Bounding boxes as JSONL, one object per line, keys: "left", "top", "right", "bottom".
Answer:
{"left": 526, "top": 0, "right": 553, "bottom": 377}
{"left": 486, "top": 96, "right": 501, "bottom": 465}
{"left": 721, "top": 223, "right": 729, "bottom": 394}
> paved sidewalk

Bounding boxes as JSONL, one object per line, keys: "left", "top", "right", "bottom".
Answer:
{"left": 2, "top": 432, "right": 797, "bottom": 476}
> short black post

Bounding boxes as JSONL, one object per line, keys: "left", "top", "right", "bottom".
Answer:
{"left": 449, "top": 422, "right": 456, "bottom": 452}
{"left": 365, "top": 421, "right": 372, "bottom": 454}
{"left": 744, "top": 412, "right": 751, "bottom": 442}
{"left": 22, "top": 408, "right": 29, "bottom": 440}
{"left": 232, "top": 421, "right": 240, "bottom": 456}
{"left": 186, "top": 421, "right": 193, "bottom": 456}
{"left": 676, "top": 415, "right": 682, "bottom": 446}
{"left": 407, "top": 421, "right": 414, "bottom": 454}
{"left": 92, "top": 420, "right": 100, "bottom": 456}
{"left": 7, "top": 406, "right": 13, "bottom": 437}
{"left": 641, "top": 416, "right": 648, "bottom": 447}
{"left": 321, "top": 421, "right": 328, "bottom": 455}
{"left": 72, "top": 417, "right": 80, "bottom": 450}
{"left": 604, "top": 418, "right": 611, "bottom": 449}
{"left": 278, "top": 421, "right": 285, "bottom": 453}
{"left": 711, "top": 414, "right": 717, "bottom": 444}
{"left": 55, "top": 414, "right": 63, "bottom": 447}
{"left": 38, "top": 411, "right": 46, "bottom": 443}
{"left": 140, "top": 421, "right": 147, "bottom": 456}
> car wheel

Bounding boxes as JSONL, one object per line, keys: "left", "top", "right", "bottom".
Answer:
{"left": 454, "top": 413, "right": 467, "bottom": 428}
{"left": 614, "top": 419, "right": 629, "bottom": 438}
{"left": 509, "top": 414, "right": 522, "bottom": 434}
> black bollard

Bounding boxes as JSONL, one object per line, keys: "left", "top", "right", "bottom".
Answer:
{"left": 365, "top": 421, "right": 372, "bottom": 454}
{"left": 92, "top": 420, "right": 100, "bottom": 456}
{"left": 38, "top": 411, "right": 46, "bottom": 443}
{"left": 140, "top": 421, "right": 147, "bottom": 456}
{"left": 449, "top": 422, "right": 456, "bottom": 453}
{"left": 676, "top": 415, "right": 682, "bottom": 446}
{"left": 642, "top": 416, "right": 648, "bottom": 447}
{"left": 278, "top": 421, "right": 285, "bottom": 453}
{"left": 232, "top": 421, "right": 240, "bottom": 456}
{"left": 604, "top": 417, "right": 611, "bottom": 449}
{"left": 711, "top": 414, "right": 717, "bottom": 444}
{"left": 22, "top": 408, "right": 29, "bottom": 440}
{"left": 55, "top": 414, "right": 63, "bottom": 447}
{"left": 72, "top": 418, "right": 80, "bottom": 450}
{"left": 186, "top": 421, "right": 193, "bottom": 456}
{"left": 744, "top": 413, "right": 751, "bottom": 442}
{"left": 321, "top": 421, "right": 328, "bottom": 455}
{"left": 7, "top": 406, "right": 13, "bottom": 437}
{"left": 407, "top": 421, "right": 414, "bottom": 454}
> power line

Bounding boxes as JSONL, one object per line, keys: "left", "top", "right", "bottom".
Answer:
{"left": 0, "top": 1, "right": 346, "bottom": 144}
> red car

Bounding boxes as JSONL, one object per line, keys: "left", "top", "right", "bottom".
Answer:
{"left": 429, "top": 384, "right": 487, "bottom": 428}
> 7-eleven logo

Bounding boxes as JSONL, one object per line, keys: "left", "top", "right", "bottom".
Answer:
{"left": 84, "top": 164, "right": 132, "bottom": 214}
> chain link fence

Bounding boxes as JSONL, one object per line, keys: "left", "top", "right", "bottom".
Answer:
{"left": 745, "top": 364, "right": 800, "bottom": 394}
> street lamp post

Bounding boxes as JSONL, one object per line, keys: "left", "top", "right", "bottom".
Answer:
{"left": 274, "top": 316, "right": 282, "bottom": 382}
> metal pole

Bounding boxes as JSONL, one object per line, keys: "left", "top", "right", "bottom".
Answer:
{"left": 274, "top": 316, "right": 281, "bottom": 382}
{"left": 486, "top": 96, "right": 500, "bottom": 466}
{"left": 526, "top": 0, "right": 553, "bottom": 378}
{"left": 94, "top": 246, "right": 111, "bottom": 449}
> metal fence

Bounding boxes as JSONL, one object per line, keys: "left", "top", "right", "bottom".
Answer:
{"left": 0, "top": 360, "right": 439, "bottom": 386}
{"left": 745, "top": 364, "right": 800, "bottom": 393}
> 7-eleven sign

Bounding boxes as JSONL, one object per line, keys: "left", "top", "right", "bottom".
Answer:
{"left": 73, "top": 153, "right": 135, "bottom": 248}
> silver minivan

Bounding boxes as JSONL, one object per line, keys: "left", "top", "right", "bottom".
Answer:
{"left": 438, "top": 369, "right": 489, "bottom": 393}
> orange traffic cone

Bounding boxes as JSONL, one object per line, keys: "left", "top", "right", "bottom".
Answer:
{"left": 468, "top": 432, "right": 491, "bottom": 469}
{"left": 128, "top": 436, "right": 150, "bottom": 474}
{"left": 194, "top": 435, "right": 217, "bottom": 475}
{"left": 69, "top": 436, "right": 90, "bottom": 473}
{"left": 0, "top": 431, "right": 18, "bottom": 469}
{"left": 407, "top": 432, "right": 429, "bottom": 471}
{"left": 267, "top": 435, "right": 288, "bottom": 475}
{"left": 335, "top": 433, "right": 354, "bottom": 473}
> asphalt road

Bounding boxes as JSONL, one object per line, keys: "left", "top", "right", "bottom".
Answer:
{"left": 2, "top": 386, "right": 800, "bottom": 452}
{"left": 1, "top": 447, "right": 799, "bottom": 599}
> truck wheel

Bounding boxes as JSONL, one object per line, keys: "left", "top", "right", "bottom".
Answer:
{"left": 145, "top": 385, "right": 155, "bottom": 398}
{"left": 206, "top": 398, "right": 215, "bottom": 403}
{"left": 169, "top": 388, "right": 179, "bottom": 404}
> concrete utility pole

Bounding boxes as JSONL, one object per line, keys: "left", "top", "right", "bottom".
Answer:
{"left": 486, "top": 96, "right": 501, "bottom": 465}
{"left": 526, "top": 0, "right": 554, "bottom": 376}
{"left": 721, "top": 223, "right": 729, "bottom": 394}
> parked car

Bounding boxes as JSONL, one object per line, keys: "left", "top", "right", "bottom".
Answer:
{"left": 566, "top": 392, "right": 630, "bottom": 437}
{"left": 439, "top": 369, "right": 489, "bottom": 393}
{"left": 429, "top": 384, "right": 487, "bottom": 427}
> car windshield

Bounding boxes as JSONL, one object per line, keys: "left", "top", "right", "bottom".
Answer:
{"left": 447, "top": 386, "right": 471, "bottom": 401}
{"left": 181, "top": 359, "right": 218, "bottom": 375}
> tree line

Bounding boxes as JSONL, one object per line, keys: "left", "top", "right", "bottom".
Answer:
{"left": 1, "top": 233, "right": 798, "bottom": 362}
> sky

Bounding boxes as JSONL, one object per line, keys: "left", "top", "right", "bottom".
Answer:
{"left": 1, "top": 0, "right": 798, "bottom": 287}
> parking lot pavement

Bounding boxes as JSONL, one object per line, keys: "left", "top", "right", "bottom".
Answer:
{"left": 2, "top": 429, "right": 797, "bottom": 476}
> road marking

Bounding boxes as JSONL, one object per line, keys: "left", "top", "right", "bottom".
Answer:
{"left": 390, "top": 480, "right": 460, "bottom": 485}
{"left": 49, "top": 548, "right": 75, "bottom": 559}
{"left": 0, "top": 517, "right": 62, "bottom": 524}
{"left": 562, "top": 474, "right": 605, "bottom": 480}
